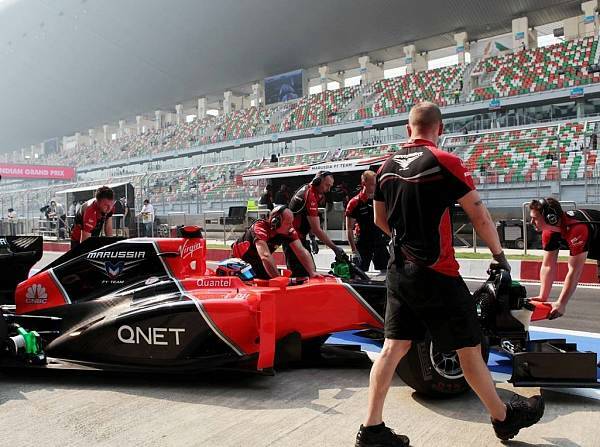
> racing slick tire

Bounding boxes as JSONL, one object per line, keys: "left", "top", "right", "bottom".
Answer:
{"left": 396, "top": 332, "right": 489, "bottom": 398}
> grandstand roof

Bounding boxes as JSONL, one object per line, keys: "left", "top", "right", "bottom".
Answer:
{"left": 0, "top": 0, "right": 583, "bottom": 152}
{"left": 55, "top": 181, "right": 132, "bottom": 195}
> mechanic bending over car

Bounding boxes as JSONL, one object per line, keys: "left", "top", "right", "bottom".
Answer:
{"left": 70, "top": 186, "right": 115, "bottom": 250}
{"left": 231, "top": 205, "right": 321, "bottom": 279}
{"left": 286, "top": 170, "right": 346, "bottom": 276}
{"left": 356, "top": 102, "right": 544, "bottom": 447}
{"left": 346, "top": 169, "right": 390, "bottom": 272}
{"left": 529, "top": 198, "right": 600, "bottom": 319}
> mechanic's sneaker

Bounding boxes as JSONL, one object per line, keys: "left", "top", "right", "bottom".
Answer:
{"left": 355, "top": 423, "right": 410, "bottom": 447}
{"left": 492, "top": 394, "right": 545, "bottom": 440}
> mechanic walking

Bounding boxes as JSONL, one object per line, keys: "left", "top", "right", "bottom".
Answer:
{"left": 528, "top": 198, "right": 600, "bottom": 319}
{"left": 287, "top": 171, "right": 345, "bottom": 276}
{"left": 70, "top": 186, "right": 115, "bottom": 250}
{"left": 356, "top": 102, "right": 544, "bottom": 446}
{"left": 346, "top": 170, "right": 390, "bottom": 272}
{"left": 231, "top": 205, "right": 320, "bottom": 279}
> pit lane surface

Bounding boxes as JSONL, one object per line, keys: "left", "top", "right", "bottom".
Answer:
{"left": 2, "top": 363, "right": 600, "bottom": 446}
{"left": 0, "top": 253, "right": 594, "bottom": 446}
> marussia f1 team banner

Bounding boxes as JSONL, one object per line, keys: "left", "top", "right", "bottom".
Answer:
{"left": 0, "top": 163, "right": 76, "bottom": 180}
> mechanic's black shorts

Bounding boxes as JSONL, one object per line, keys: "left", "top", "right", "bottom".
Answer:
{"left": 384, "top": 261, "right": 481, "bottom": 352}
{"left": 357, "top": 237, "right": 390, "bottom": 271}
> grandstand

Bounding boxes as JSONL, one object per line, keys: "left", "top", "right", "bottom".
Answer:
{"left": 443, "top": 120, "right": 600, "bottom": 184}
{"left": 3, "top": 1, "right": 600, "bottom": 220}
{"left": 468, "top": 37, "right": 600, "bottom": 101}
{"left": 10, "top": 36, "right": 600, "bottom": 177}
{"left": 354, "top": 65, "right": 466, "bottom": 119}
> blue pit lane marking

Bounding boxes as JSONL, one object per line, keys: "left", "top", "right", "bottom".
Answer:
{"left": 327, "top": 328, "right": 600, "bottom": 394}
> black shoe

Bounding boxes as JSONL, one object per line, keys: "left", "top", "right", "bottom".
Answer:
{"left": 355, "top": 423, "right": 410, "bottom": 447}
{"left": 491, "top": 394, "right": 545, "bottom": 441}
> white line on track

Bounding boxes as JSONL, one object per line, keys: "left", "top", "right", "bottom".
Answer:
{"left": 530, "top": 325, "right": 600, "bottom": 339}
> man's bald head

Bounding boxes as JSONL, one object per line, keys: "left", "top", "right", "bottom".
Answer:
{"left": 273, "top": 208, "right": 295, "bottom": 234}
{"left": 408, "top": 102, "right": 442, "bottom": 129}
{"left": 407, "top": 102, "right": 444, "bottom": 143}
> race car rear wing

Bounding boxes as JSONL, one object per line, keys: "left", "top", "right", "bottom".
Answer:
{"left": 0, "top": 236, "right": 43, "bottom": 304}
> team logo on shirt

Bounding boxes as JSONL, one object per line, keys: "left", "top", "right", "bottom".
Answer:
{"left": 392, "top": 152, "right": 424, "bottom": 170}
{"left": 570, "top": 236, "right": 583, "bottom": 247}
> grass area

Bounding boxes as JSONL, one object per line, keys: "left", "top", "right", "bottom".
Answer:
{"left": 455, "top": 252, "right": 599, "bottom": 263}
{"left": 207, "top": 243, "right": 230, "bottom": 250}
{"left": 457, "top": 252, "right": 545, "bottom": 261}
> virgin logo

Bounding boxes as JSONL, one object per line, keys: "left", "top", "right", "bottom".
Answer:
{"left": 180, "top": 240, "right": 204, "bottom": 259}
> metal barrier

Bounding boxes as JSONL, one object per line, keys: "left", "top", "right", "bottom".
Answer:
{"left": 0, "top": 219, "right": 26, "bottom": 236}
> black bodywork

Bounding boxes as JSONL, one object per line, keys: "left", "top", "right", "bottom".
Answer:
{"left": 0, "top": 237, "right": 597, "bottom": 394}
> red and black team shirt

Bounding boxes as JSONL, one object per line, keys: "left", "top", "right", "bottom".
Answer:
{"left": 233, "top": 219, "right": 299, "bottom": 265}
{"left": 374, "top": 138, "right": 475, "bottom": 277}
{"left": 345, "top": 189, "right": 387, "bottom": 242}
{"left": 288, "top": 184, "right": 325, "bottom": 239}
{"left": 542, "top": 209, "right": 600, "bottom": 260}
{"left": 70, "top": 198, "right": 114, "bottom": 242}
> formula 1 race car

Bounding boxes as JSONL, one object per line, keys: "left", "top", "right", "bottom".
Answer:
{"left": 0, "top": 229, "right": 598, "bottom": 398}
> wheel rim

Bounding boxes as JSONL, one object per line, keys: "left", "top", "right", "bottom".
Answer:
{"left": 429, "top": 344, "right": 464, "bottom": 379}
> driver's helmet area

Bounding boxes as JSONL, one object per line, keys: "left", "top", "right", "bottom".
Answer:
{"left": 216, "top": 258, "right": 256, "bottom": 281}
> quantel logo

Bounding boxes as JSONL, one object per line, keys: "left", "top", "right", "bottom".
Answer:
{"left": 196, "top": 278, "right": 232, "bottom": 288}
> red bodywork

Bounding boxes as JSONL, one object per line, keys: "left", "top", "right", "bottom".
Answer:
{"left": 15, "top": 236, "right": 383, "bottom": 371}
{"left": 14, "top": 235, "right": 551, "bottom": 372}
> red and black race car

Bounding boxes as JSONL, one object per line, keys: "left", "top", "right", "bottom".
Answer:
{"left": 0, "top": 228, "right": 597, "bottom": 397}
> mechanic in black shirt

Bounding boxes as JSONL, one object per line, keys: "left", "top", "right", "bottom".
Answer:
{"left": 345, "top": 170, "right": 390, "bottom": 271}
{"left": 355, "top": 102, "right": 544, "bottom": 446}
{"left": 231, "top": 205, "right": 319, "bottom": 280}
{"left": 286, "top": 171, "right": 345, "bottom": 276}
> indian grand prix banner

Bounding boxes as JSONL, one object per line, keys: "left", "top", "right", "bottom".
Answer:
{"left": 0, "top": 163, "right": 76, "bottom": 180}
